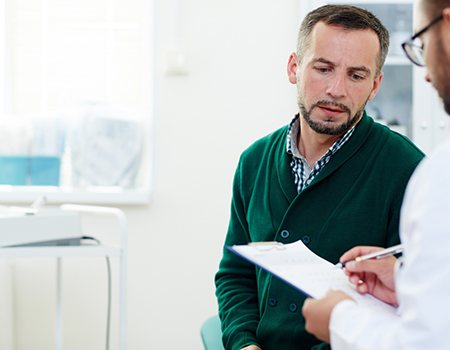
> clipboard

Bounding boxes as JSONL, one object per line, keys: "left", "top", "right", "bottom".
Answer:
{"left": 227, "top": 239, "right": 398, "bottom": 316}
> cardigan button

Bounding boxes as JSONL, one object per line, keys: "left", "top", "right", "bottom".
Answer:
{"left": 268, "top": 298, "right": 278, "bottom": 307}
{"left": 302, "top": 235, "right": 311, "bottom": 244}
{"left": 289, "top": 303, "right": 298, "bottom": 313}
{"left": 280, "top": 230, "right": 290, "bottom": 239}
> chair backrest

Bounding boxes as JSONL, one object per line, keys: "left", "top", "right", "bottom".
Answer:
{"left": 200, "top": 315, "right": 225, "bottom": 350}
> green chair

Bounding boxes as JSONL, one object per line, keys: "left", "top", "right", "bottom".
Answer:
{"left": 200, "top": 315, "right": 225, "bottom": 350}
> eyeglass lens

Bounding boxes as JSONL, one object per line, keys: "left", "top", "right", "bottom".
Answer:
{"left": 403, "top": 41, "right": 425, "bottom": 66}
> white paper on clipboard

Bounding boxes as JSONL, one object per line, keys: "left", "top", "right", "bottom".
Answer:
{"left": 228, "top": 239, "right": 398, "bottom": 317}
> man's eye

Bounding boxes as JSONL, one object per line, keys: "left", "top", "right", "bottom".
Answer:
{"left": 351, "top": 73, "right": 365, "bottom": 81}
{"left": 314, "top": 66, "right": 331, "bottom": 73}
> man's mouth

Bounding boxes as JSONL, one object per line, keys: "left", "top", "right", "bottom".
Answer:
{"left": 318, "top": 105, "right": 345, "bottom": 113}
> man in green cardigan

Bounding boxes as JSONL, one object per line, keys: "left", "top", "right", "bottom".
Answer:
{"left": 215, "top": 4, "right": 425, "bottom": 350}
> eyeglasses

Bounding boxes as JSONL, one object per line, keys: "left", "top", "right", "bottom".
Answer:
{"left": 401, "top": 14, "right": 443, "bottom": 67}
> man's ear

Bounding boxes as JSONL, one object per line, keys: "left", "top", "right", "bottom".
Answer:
{"left": 287, "top": 52, "right": 299, "bottom": 84}
{"left": 368, "top": 71, "right": 383, "bottom": 101}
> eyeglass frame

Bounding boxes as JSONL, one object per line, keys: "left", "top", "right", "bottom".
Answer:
{"left": 401, "top": 14, "right": 443, "bottom": 67}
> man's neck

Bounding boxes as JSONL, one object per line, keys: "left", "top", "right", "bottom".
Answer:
{"left": 297, "top": 116, "right": 341, "bottom": 168}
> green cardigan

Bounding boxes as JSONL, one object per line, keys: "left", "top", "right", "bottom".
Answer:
{"left": 215, "top": 114, "right": 424, "bottom": 350}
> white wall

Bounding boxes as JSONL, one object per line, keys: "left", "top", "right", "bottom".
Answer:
{"left": 10, "top": 0, "right": 300, "bottom": 349}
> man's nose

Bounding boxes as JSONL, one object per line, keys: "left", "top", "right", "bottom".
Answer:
{"left": 326, "top": 74, "right": 346, "bottom": 99}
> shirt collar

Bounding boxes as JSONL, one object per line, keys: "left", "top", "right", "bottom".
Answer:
{"left": 286, "top": 114, "right": 356, "bottom": 159}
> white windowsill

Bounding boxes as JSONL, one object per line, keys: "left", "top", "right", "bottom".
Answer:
{"left": 0, "top": 186, "right": 151, "bottom": 205}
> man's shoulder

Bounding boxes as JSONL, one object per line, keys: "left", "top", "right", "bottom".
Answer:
{"left": 370, "top": 121, "right": 425, "bottom": 158}
{"left": 240, "top": 124, "right": 288, "bottom": 161}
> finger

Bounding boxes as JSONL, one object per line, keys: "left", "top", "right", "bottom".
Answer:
{"left": 356, "top": 282, "right": 369, "bottom": 294}
{"left": 345, "top": 257, "right": 394, "bottom": 274}
{"left": 346, "top": 275, "right": 369, "bottom": 294}
{"left": 348, "top": 274, "right": 363, "bottom": 286}
{"left": 301, "top": 297, "right": 314, "bottom": 316}
{"left": 343, "top": 269, "right": 364, "bottom": 280}
{"left": 302, "top": 297, "right": 313, "bottom": 309}
{"left": 340, "top": 246, "right": 384, "bottom": 263}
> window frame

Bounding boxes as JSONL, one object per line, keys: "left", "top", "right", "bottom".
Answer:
{"left": 0, "top": 0, "right": 154, "bottom": 205}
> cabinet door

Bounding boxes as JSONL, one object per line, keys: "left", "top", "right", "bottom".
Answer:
{"left": 413, "top": 63, "right": 450, "bottom": 153}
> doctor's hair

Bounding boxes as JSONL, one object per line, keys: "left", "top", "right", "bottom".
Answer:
{"left": 420, "top": 0, "right": 450, "bottom": 18}
{"left": 297, "top": 4, "right": 389, "bottom": 76}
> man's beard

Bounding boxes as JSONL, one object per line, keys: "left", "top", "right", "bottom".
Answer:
{"left": 439, "top": 68, "right": 450, "bottom": 115}
{"left": 434, "top": 69, "right": 450, "bottom": 115}
{"left": 299, "top": 99, "right": 366, "bottom": 136}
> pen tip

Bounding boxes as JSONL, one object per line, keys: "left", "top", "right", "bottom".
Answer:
{"left": 335, "top": 262, "right": 343, "bottom": 269}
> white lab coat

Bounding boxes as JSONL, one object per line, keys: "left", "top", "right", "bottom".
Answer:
{"left": 329, "top": 137, "right": 450, "bottom": 350}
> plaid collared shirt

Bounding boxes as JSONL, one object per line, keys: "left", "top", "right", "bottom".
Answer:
{"left": 286, "top": 115, "right": 355, "bottom": 193}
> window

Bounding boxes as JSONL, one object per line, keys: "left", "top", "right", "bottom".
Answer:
{"left": 0, "top": 0, "right": 153, "bottom": 204}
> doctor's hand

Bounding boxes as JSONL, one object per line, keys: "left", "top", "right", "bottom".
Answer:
{"left": 302, "top": 290, "right": 352, "bottom": 343}
{"left": 340, "top": 246, "right": 398, "bottom": 306}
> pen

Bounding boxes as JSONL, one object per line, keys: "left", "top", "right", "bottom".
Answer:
{"left": 335, "top": 244, "right": 403, "bottom": 269}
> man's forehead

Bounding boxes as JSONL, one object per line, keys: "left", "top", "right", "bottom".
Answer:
{"left": 306, "top": 22, "right": 379, "bottom": 70}
{"left": 310, "top": 22, "right": 379, "bottom": 46}
{"left": 413, "top": 4, "right": 424, "bottom": 28}
{"left": 413, "top": 0, "right": 431, "bottom": 29}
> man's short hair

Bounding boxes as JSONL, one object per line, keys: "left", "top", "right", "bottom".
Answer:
{"left": 297, "top": 5, "right": 389, "bottom": 76}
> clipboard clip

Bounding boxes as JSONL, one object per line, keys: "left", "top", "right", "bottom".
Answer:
{"left": 249, "top": 241, "right": 285, "bottom": 251}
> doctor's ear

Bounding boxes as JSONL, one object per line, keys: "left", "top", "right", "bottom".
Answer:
{"left": 287, "top": 52, "right": 299, "bottom": 84}
{"left": 443, "top": 7, "right": 450, "bottom": 23}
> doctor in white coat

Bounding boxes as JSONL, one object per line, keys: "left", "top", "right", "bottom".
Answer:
{"left": 301, "top": 0, "right": 450, "bottom": 348}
